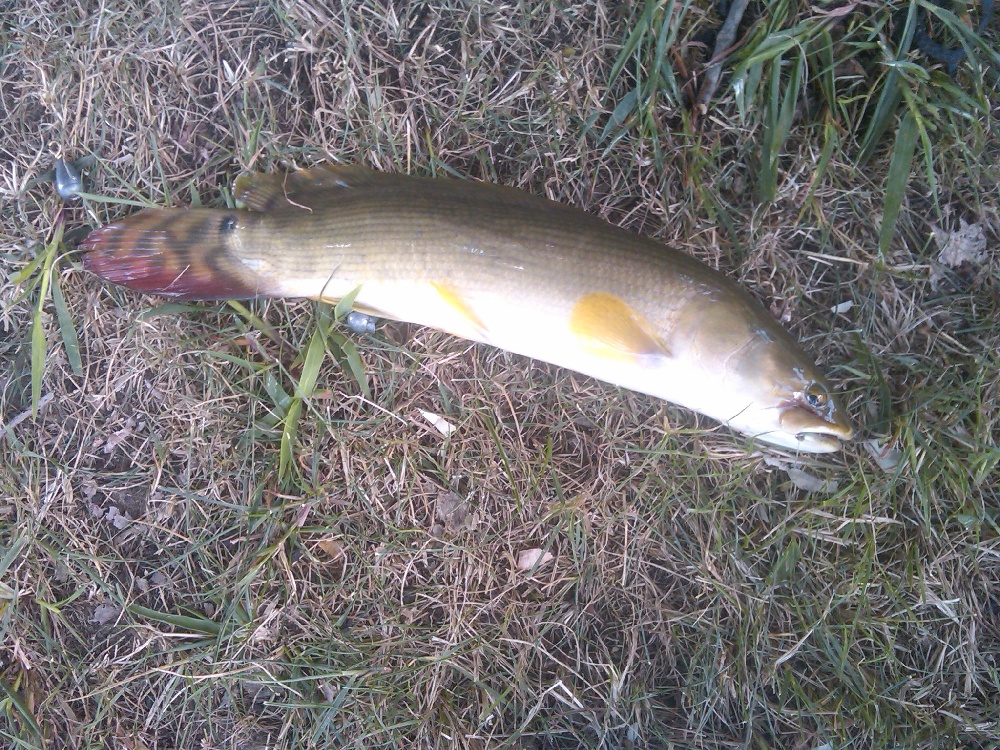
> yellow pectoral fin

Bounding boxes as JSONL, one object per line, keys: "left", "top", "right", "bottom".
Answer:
{"left": 569, "top": 292, "right": 671, "bottom": 363}
{"left": 429, "top": 281, "right": 489, "bottom": 340}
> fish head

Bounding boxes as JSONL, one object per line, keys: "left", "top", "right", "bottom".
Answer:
{"left": 723, "top": 324, "right": 853, "bottom": 453}
{"left": 675, "top": 297, "right": 854, "bottom": 453}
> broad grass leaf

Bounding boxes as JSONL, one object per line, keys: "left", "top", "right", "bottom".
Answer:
{"left": 9, "top": 249, "right": 46, "bottom": 286}
{"left": 226, "top": 300, "right": 281, "bottom": 345}
{"left": 759, "top": 52, "right": 802, "bottom": 203}
{"left": 338, "top": 337, "right": 371, "bottom": 400}
{"left": 798, "top": 115, "right": 840, "bottom": 218}
{"left": 29, "top": 225, "right": 62, "bottom": 418}
{"left": 0, "top": 676, "right": 42, "bottom": 741}
{"left": 810, "top": 28, "right": 836, "bottom": 112}
{"left": 279, "top": 397, "right": 303, "bottom": 481}
{"left": 858, "top": 3, "right": 918, "bottom": 164}
{"left": 333, "top": 285, "right": 362, "bottom": 321}
{"left": 296, "top": 326, "right": 327, "bottom": 399}
{"left": 263, "top": 369, "right": 292, "bottom": 418}
{"left": 878, "top": 110, "right": 919, "bottom": 259}
{"left": 51, "top": 276, "right": 82, "bottom": 377}
{"left": 30, "top": 308, "right": 46, "bottom": 418}
{"left": 599, "top": 88, "right": 638, "bottom": 145}
{"left": 127, "top": 604, "right": 222, "bottom": 636}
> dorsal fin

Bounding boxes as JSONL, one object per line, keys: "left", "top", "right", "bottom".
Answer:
{"left": 234, "top": 163, "right": 563, "bottom": 214}
{"left": 233, "top": 172, "right": 292, "bottom": 211}
{"left": 234, "top": 164, "right": 401, "bottom": 212}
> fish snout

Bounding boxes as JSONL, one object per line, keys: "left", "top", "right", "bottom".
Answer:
{"left": 778, "top": 401, "right": 855, "bottom": 452}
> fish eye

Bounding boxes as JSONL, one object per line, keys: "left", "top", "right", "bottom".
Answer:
{"left": 802, "top": 384, "right": 828, "bottom": 409}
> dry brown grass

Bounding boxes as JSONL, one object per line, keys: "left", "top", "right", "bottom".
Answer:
{"left": 1, "top": 1, "right": 999, "bottom": 748}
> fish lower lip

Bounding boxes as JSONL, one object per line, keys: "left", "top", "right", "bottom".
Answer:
{"left": 796, "top": 432, "right": 846, "bottom": 452}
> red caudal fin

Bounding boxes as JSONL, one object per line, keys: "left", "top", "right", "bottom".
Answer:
{"left": 81, "top": 207, "right": 273, "bottom": 300}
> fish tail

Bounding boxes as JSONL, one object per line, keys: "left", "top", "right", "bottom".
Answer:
{"left": 81, "top": 207, "right": 273, "bottom": 300}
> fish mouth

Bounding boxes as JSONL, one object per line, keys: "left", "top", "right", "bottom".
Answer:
{"left": 789, "top": 431, "right": 849, "bottom": 453}
{"left": 777, "top": 405, "right": 855, "bottom": 453}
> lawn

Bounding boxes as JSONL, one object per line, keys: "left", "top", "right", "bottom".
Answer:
{"left": 1, "top": 1, "right": 998, "bottom": 748}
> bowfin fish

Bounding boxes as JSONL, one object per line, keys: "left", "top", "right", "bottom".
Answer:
{"left": 81, "top": 164, "right": 855, "bottom": 452}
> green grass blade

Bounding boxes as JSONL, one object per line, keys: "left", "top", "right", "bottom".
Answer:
{"left": 296, "top": 326, "right": 327, "bottom": 399}
{"left": 857, "top": 4, "right": 917, "bottom": 163}
{"left": 652, "top": 0, "right": 682, "bottom": 107}
{"left": 920, "top": 0, "right": 1000, "bottom": 69}
{"left": 733, "top": 61, "right": 762, "bottom": 124}
{"left": 0, "top": 678, "right": 43, "bottom": 744}
{"left": 50, "top": 275, "right": 82, "bottom": 377}
{"left": 136, "top": 302, "right": 204, "bottom": 320}
{"left": 901, "top": 85, "right": 938, "bottom": 214}
{"left": 775, "top": 54, "right": 802, "bottom": 153}
{"left": 69, "top": 191, "right": 156, "bottom": 208}
{"left": 599, "top": 89, "right": 639, "bottom": 145}
{"left": 877, "top": 110, "right": 919, "bottom": 259}
{"left": 127, "top": 604, "right": 222, "bottom": 636}
{"left": 263, "top": 369, "right": 292, "bottom": 418}
{"left": 28, "top": 226, "right": 63, "bottom": 418}
{"left": 605, "top": 0, "right": 656, "bottom": 91}
{"left": 8, "top": 251, "right": 46, "bottom": 286}
{"left": 798, "top": 115, "right": 839, "bottom": 220}
{"left": 0, "top": 536, "right": 29, "bottom": 578}
{"left": 759, "top": 52, "right": 801, "bottom": 203}
{"left": 758, "top": 55, "right": 782, "bottom": 203}
{"left": 29, "top": 309, "right": 46, "bottom": 420}
{"left": 338, "top": 337, "right": 371, "bottom": 400}
{"left": 279, "top": 397, "right": 303, "bottom": 481}
{"left": 226, "top": 300, "right": 282, "bottom": 345}
{"left": 333, "top": 285, "right": 363, "bottom": 321}
{"left": 813, "top": 28, "right": 836, "bottom": 111}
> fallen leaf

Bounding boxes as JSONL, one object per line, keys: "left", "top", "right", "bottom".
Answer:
{"left": 103, "top": 426, "right": 132, "bottom": 455}
{"left": 318, "top": 681, "right": 338, "bottom": 702}
{"left": 863, "top": 438, "right": 903, "bottom": 472}
{"left": 785, "top": 467, "right": 840, "bottom": 494}
{"left": 417, "top": 409, "right": 457, "bottom": 437}
{"left": 517, "top": 548, "right": 553, "bottom": 571}
{"left": 930, "top": 220, "right": 989, "bottom": 289}
{"left": 150, "top": 571, "right": 170, "bottom": 586}
{"left": 934, "top": 220, "right": 987, "bottom": 267}
{"left": 81, "top": 477, "right": 98, "bottom": 501}
{"left": 91, "top": 603, "right": 120, "bottom": 625}
{"left": 316, "top": 538, "right": 345, "bottom": 561}
{"left": 435, "top": 491, "right": 477, "bottom": 533}
{"left": 104, "top": 505, "right": 132, "bottom": 529}
{"left": 763, "top": 457, "right": 840, "bottom": 494}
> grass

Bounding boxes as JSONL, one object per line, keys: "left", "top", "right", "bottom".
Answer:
{"left": 1, "top": 0, "right": 999, "bottom": 747}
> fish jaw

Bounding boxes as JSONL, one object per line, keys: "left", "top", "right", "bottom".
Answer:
{"left": 679, "top": 377, "right": 853, "bottom": 453}
{"left": 718, "top": 371, "right": 854, "bottom": 453}
{"left": 774, "top": 400, "right": 855, "bottom": 451}
{"left": 741, "top": 408, "right": 853, "bottom": 452}
{"left": 686, "top": 388, "right": 852, "bottom": 453}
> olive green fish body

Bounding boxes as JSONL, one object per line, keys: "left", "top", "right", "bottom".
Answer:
{"left": 83, "top": 165, "right": 854, "bottom": 451}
